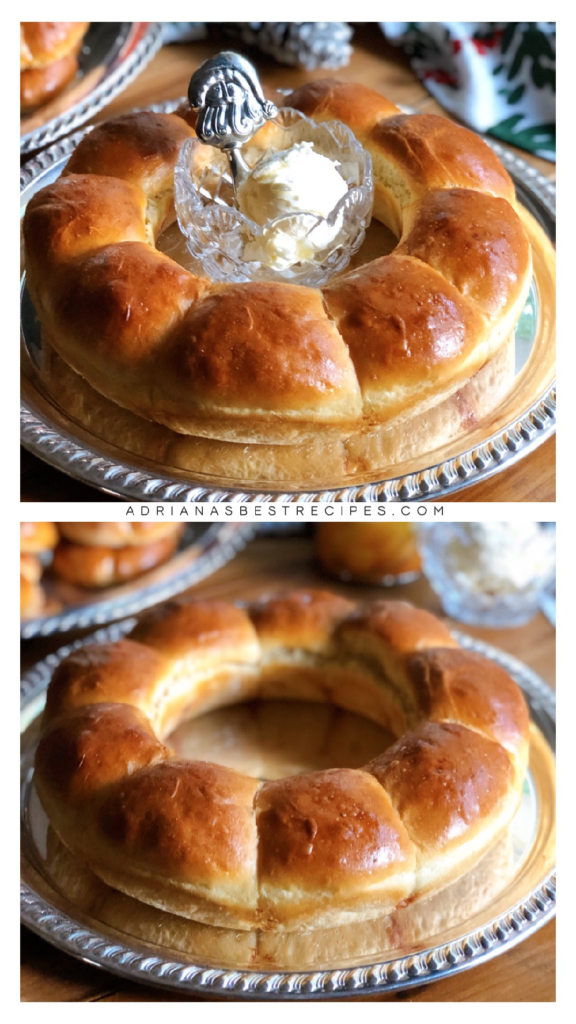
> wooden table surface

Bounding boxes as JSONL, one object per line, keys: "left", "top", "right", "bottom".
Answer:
{"left": 20, "top": 27, "right": 555, "bottom": 503}
{"left": 20, "top": 533, "right": 556, "bottom": 1002}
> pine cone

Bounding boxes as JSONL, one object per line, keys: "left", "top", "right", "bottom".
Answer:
{"left": 222, "top": 22, "right": 353, "bottom": 70}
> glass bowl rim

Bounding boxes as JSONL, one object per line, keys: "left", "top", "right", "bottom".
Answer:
{"left": 175, "top": 106, "right": 374, "bottom": 237}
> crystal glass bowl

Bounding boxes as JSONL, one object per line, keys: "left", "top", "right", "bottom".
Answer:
{"left": 418, "top": 523, "right": 556, "bottom": 628}
{"left": 173, "top": 107, "right": 374, "bottom": 287}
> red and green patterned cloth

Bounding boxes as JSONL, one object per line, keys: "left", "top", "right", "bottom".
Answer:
{"left": 380, "top": 22, "right": 555, "bottom": 161}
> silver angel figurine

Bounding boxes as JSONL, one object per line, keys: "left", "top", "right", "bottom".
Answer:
{"left": 188, "top": 51, "right": 277, "bottom": 149}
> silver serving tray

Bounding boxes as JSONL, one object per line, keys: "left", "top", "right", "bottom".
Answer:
{"left": 20, "top": 627, "right": 555, "bottom": 999}
{"left": 21, "top": 522, "right": 253, "bottom": 640}
{"left": 20, "top": 101, "right": 555, "bottom": 502}
{"left": 20, "top": 23, "right": 163, "bottom": 155}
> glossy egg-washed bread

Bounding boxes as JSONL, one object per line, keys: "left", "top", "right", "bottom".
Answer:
{"left": 35, "top": 590, "right": 529, "bottom": 932}
{"left": 20, "top": 52, "right": 80, "bottom": 110}
{"left": 57, "top": 522, "right": 183, "bottom": 548}
{"left": 20, "top": 23, "right": 89, "bottom": 111}
{"left": 20, "top": 23, "right": 89, "bottom": 69}
{"left": 23, "top": 79, "right": 532, "bottom": 445}
{"left": 19, "top": 523, "right": 184, "bottom": 599}
{"left": 52, "top": 523, "right": 184, "bottom": 586}
{"left": 20, "top": 521, "right": 58, "bottom": 554}
{"left": 20, "top": 553, "right": 44, "bottom": 617}
{"left": 52, "top": 529, "right": 184, "bottom": 588}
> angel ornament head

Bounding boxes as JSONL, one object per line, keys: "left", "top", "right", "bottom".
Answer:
{"left": 188, "top": 51, "right": 277, "bottom": 149}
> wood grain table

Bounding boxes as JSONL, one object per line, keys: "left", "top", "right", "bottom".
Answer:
{"left": 20, "top": 27, "right": 556, "bottom": 502}
{"left": 20, "top": 533, "right": 556, "bottom": 1001}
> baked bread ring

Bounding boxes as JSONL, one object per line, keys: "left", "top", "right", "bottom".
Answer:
{"left": 58, "top": 522, "right": 184, "bottom": 549}
{"left": 23, "top": 79, "right": 531, "bottom": 446}
{"left": 35, "top": 590, "right": 529, "bottom": 932}
{"left": 20, "top": 521, "right": 58, "bottom": 554}
{"left": 51, "top": 529, "right": 184, "bottom": 588}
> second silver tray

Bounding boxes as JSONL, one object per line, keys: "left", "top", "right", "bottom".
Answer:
{"left": 21, "top": 522, "right": 253, "bottom": 639}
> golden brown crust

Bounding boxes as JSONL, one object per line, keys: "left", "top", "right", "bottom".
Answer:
{"left": 20, "top": 22, "right": 88, "bottom": 69}
{"left": 34, "top": 591, "right": 529, "bottom": 931}
{"left": 57, "top": 522, "right": 183, "bottom": 547}
{"left": 337, "top": 600, "right": 458, "bottom": 666}
{"left": 20, "top": 552, "right": 42, "bottom": 584}
{"left": 64, "top": 113, "right": 194, "bottom": 199}
{"left": 43, "top": 640, "right": 171, "bottom": 727}
{"left": 407, "top": 647, "right": 530, "bottom": 769}
{"left": 20, "top": 52, "right": 78, "bottom": 110}
{"left": 366, "top": 722, "right": 515, "bottom": 857}
{"left": 398, "top": 188, "right": 531, "bottom": 318}
{"left": 98, "top": 761, "right": 259, "bottom": 891}
{"left": 323, "top": 254, "right": 488, "bottom": 420}
{"left": 159, "top": 283, "right": 362, "bottom": 437}
{"left": 20, "top": 555, "right": 45, "bottom": 617}
{"left": 22, "top": 82, "right": 531, "bottom": 445}
{"left": 24, "top": 177, "right": 150, "bottom": 272}
{"left": 20, "top": 521, "right": 58, "bottom": 553}
{"left": 35, "top": 703, "right": 168, "bottom": 803}
{"left": 130, "top": 599, "right": 260, "bottom": 666}
{"left": 20, "top": 578, "right": 44, "bottom": 617}
{"left": 43, "top": 244, "right": 208, "bottom": 390}
{"left": 51, "top": 531, "right": 182, "bottom": 588}
{"left": 368, "top": 113, "right": 515, "bottom": 206}
{"left": 256, "top": 769, "right": 414, "bottom": 909}
{"left": 20, "top": 524, "right": 56, "bottom": 617}
{"left": 315, "top": 523, "right": 421, "bottom": 580}
{"left": 287, "top": 78, "right": 400, "bottom": 141}
{"left": 250, "top": 589, "right": 355, "bottom": 651}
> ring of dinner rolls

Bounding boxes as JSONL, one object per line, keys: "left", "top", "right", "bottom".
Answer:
{"left": 35, "top": 590, "right": 529, "bottom": 932}
{"left": 52, "top": 528, "right": 184, "bottom": 588}
{"left": 23, "top": 79, "right": 532, "bottom": 445}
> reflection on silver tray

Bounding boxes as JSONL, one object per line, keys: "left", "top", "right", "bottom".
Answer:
{"left": 20, "top": 628, "right": 555, "bottom": 999}
{"left": 20, "top": 523, "right": 253, "bottom": 640}
{"left": 20, "top": 100, "right": 556, "bottom": 502}
{"left": 20, "top": 23, "right": 163, "bottom": 155}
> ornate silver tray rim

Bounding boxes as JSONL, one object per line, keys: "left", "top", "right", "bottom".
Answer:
{"left": 20, "top": 100, "right": 556, "bottom": 503}
{"left": 20, "top": 522, "right": 254, "bottom": 640}
{"left": 20, "top": 626, "right": 556, "bottom": 999}
{"left": 20, "top": 23, "right": 163, "bottom": 155}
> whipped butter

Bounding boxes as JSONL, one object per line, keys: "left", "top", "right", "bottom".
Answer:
{"left": 440, "top": 523, "right": 555, "bottom": 596}
{"left": 237, "top": 141, "right": 348, "bottom": 270}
